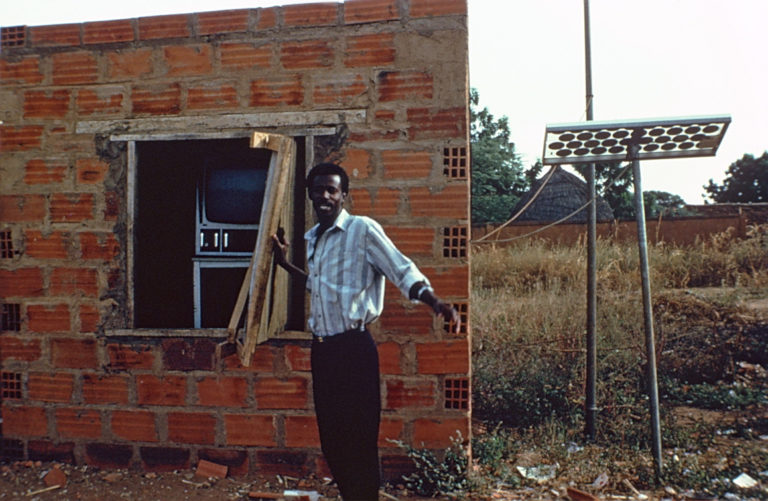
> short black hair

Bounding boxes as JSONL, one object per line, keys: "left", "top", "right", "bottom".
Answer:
{"left": 306, "top": 163, "right": 349, "bottom": 194}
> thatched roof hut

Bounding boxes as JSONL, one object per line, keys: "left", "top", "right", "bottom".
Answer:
{"left": 511, "top": 166, "right": 614, "bottom": 223}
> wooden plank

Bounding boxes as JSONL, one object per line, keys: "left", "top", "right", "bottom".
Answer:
{"left": 227, "top": 131, "right": 296, "bottom": 366}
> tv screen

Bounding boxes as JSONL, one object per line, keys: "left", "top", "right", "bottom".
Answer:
{"left": 205, "top": 167, "right": 268, "bottom": 224}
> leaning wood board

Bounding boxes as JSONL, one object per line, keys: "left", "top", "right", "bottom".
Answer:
{"left": 227, "top": 132, "right": 296, "bottom": 366}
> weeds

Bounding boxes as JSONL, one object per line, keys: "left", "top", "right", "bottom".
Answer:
{"left": 469, "top": 224, "right": 768, "bottom": 495}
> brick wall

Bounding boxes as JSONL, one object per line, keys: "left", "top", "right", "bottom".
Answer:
{"left": 0, "top": 0, "right": 470, "bottom": 478}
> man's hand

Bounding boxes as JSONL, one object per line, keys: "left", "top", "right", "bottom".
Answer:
{"left": 272, "top": 230, "right": 289, "bottom": 268}
{"left": 434, "top": 301, "right": 461, "bottom": 334}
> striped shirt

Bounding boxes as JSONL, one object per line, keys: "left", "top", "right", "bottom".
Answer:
{"left": 305, "top": 209, "right": 430, "bottom": 337}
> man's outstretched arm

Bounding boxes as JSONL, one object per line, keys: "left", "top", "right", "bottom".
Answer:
{"left": 409, "top": 281, "right": 461, "bottom": 333}
{"left": 272, "top": 231, "right": 308, "bottom": 283}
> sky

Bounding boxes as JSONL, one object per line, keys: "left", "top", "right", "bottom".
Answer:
{"left": 2, "top": 0, "right": 766, "bottom": 204}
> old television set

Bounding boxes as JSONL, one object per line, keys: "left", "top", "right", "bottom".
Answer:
{"left": 196, "top": 163, "right": 269, "bottom": 256}
{"left": 193, "top": 157, "right": 270, "bottom": 328}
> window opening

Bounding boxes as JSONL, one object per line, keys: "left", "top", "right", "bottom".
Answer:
{"left": 444, "top": 377, "right": 469, "bottom": 410}
{"left": 443, "top": 146, "right": 468, "bottom": 179}
{"left": 133, "top": 138, "right": 305, "bottom": 330}
{"left": 1, "top": 372, "right": 22, "bottom": 400}
{"left": 0, "top": 230, "right": 14, "bottom": 258}
{"left": 1, "top": 303, "right": 21, "bottom": 332}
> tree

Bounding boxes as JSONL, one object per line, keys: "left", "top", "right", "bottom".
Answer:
{"left": 643, "top": 190, "right": 690, "bottom": 218}
{"left": 574, "top": 162, "right": 634, "bottom": 219}
{"left": 470, "top": 88, "right": 529, "bottom": 224}
{"left": 704, "top": 151, "right": 768, "bottom": 203}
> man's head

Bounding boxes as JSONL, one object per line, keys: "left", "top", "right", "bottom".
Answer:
{"left": 306, "top": 163, "right": 349, "bottom": 228}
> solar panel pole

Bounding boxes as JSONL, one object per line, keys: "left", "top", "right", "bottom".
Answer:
{"left": 629, "top": 143, "right": 663, "bottom": 479}
{"left": 583, "top": 0, "right": 598, "bottom": 442}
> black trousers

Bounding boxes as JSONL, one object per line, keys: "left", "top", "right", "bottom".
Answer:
{"left": 311, "top": 328, "right": 381, "bottom": 501}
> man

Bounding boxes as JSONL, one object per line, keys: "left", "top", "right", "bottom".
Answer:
{"left": 272, "top": 162, "right": 459, "bottom": 500}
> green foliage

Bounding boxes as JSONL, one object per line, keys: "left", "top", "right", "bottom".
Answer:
{"left": 575, "top": 162, "right": 635, "bottom": 219}
{"left": 643, "top": 190, "right": 692, "bottom": 218}
{"left": 393, "top": 432, "right": 469, "bottom": 497}
{"left": 705, "top": 151, "right": 768, "bottom": 202}
{"left": 663, "top": 380, "right": 767, "bottom": 410}
{"left": 470, "top": 88, "right": 529, "bottom": 224}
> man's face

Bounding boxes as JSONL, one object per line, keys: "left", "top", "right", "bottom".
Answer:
{"left": 309, "top": 174, "right": 346, "bottom": 227}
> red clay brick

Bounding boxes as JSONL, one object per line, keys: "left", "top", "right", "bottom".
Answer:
{"left": 379, "top": 298, "right": 434, "bottom": 336}
{"left": 0, "top": 125, "right": 44, "bottom": 151}
{"left": 76, "top": 88, "right": 124, "bottom": 115}
{"left": 50, "top": 193, "right": 95, "bottom": 222}
{"left": 344, "top": 33, "right": 395, "bottom": 68}
{"left": 380, "top": 150, "right": 433, "bottom": 178}
{"left": 111, "top": 410, "right": 158, "bottom": 442}
{"left": 56, "top": 407, "right": 102, "bottom": 439}
{"left": 28, "top": 24, "right": 80, "bottom": 47}
{"left": 163, "top": 45, "right": 212, "bottom": 76}
{"left": 51, "top": 337, "right": 99, "bottom": 368}
{"left": 140, "top": 446, "right": 191, "bottom": 472}
{"left": 416, "top": 339, "right": 469, "bottom": 375}
{"left": 107, "top": 48, "right": 153, "bottom": 80}
{"left": 257, "top": 8, "right": 278, "bottom": 29}
{"left": 196, "top": 376, "right": 248, "bottom": 407}
{"left": 250, "top": 75, "right": 303, "bottom": 107}
{"left": 281, "top": 40, "right": 334, "bottom": 70}
{"left": 161, "top": 338, "right": 216, "bottom": 371}
{"left": 283, "top": 3, "right": 338, "bottom": 27}
{"left": 50, "top": 267, "right": 99, "bottom": 296}
{"left": 82, "top": 374, "right": 129, "bottom": 404}
{"left": 408, "top": 185, "right": 468, "bottom": 218}
{"left": 198, "top": 9, "right": 250, "bottom": 35}
{"left": 23, "top": 90, "right": 70, "bottom": 118}
{"left": 222, "top": 344, "right": 275, "bottom": 372}
{"left": 378, "top": 71, "right": 433, "bottom": 102}
{"left": 313, "top": 73, "right": 367, "bottom": 107}
{"left": 220, "top": 42, "right": 272, "bottom": 70}
{"left": 0, "top": 56, "right": 43, "bottom": 84}
{"left": 349, "top": 187, "right": 400, "bottom": 217}
{"left": 24, "top": 159, "right": 67, "bottom": 185}
{"left": 224, "top": 414, "right": 277, "bottom": 446}
{"left": 284, "top": 415, "right": 320, "bottom": 447}
{"left": 418, "top": 265, "right": 468, "bottom": 298}
{"left": 83, "top": 20, "right": 134, "bottom": 44}
{"left": 407, "top": 107, "right": 467, "bottom": 140}
{"left": 138, "top": 14, "right": 191, "bottom": 40}
{"left": 84, "top": 443, "right": 132, "bottom": 469}
{"left": 167, "top": 412, "right": 216, "bottom": 444}
{"left": 75, "top": 157, "right": 109, "bottom": 184}
{"left": 0, "top": 336, "right": 42, "bottom": 362}
{"left": 410, "top": 0, "right": 467, "bottom": 18}
{"left": 0, "top": 268, "right": 44, "bottom": 297}
{"left": 107, "top": 344, "right": 155, "bottom": 370}
{"left": 377, "top": 341, "right": 403, "bottom": 374}
{"left": 385, "top": 378, "right": 436, "bottom": 409}
{"left": 46, "top": 126, "right": 93, "bottom": 153}
{"left": 79, "top": 304, "right": 100, "bottom": 333}
{"left": 187, "top": 84, "right": 239, "bottom": 110}
{"left": 378, "top": 417, "right": 404, "bottom": 446}
{"left": 341, "top": 148, "right": 371, "bottom": 180}
{"left": 131, "top": 83, "right": 181, "bottom": 115}
{"left": 284, "top": 345, "right": 311, "bottom": 372}
{"left": 412, "top": 417, "right": 469, "bottom": 448}
{"left": 27, "top": 304, "right": 70, "bottom": 332}
{"left": 79, "top": 232, "right": 120, "bottom": 261}
{"left": 1, "top": 405, "right": 48, "bottom": 437}
{"left": 28, "top": 372, "right": 75, "bottom": 403}
{"left": 52, "top": 51, "right": 98, "bottom": 85}
{"left": 254, "top": 377, "right": 308, "bottom": 409}
{"left": 383, "top": 226, "right": 434, "bottom": 256}
{"left": 345, "top": 0, "right": 399, "bottom": 24}
{"left": 24, "top": 230, "right": 70, "bottom": 259}
{"left": 136, "top": 375, "right": 187, "bottom": 406}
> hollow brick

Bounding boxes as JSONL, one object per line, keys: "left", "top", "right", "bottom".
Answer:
{"left": 28, "top": 24, "right": 80, "bottom": 47}
{"left": 377, "top": 341, "right": 403, "bottom": 374}
{"left": 0, "top": 336, "right": 42, "bottom": 362}
{"left": 220, "top": 42, "right": 272, "bottom": 70}
{"left": 284, "top": 345, "right": 311, "bottom": 372}
{"left": 136, "top": 375, "right": 187, "bottom": 406}
{"left": 250, "top": 75, "right": 303, "bottom": 107}
{"left": 23, "top": 90, "right": 70, "bottom": 119}
{"left": 56, "top": 407, "right": 102, "bottom": 439}
{"left": 415, "top": 339, "right": 469, "bottom": 375}
{"left": 107, "top": 343, "right": 155, "bottom": 370}
{"left": 82, "top": 374, "right": 130, "bottom": 404}
{"left": 384, "top": 377, "right": 436, "bottom": 409}
{"left": 412, "top": 417, "right": 469, "bottom": 449}
{"left": 0, "top": 268, "right": 44, "bottom": 297}
{"left": 76, "top": 157, "right": 109, "bottom": 184}
{"left": 163, "top": 45, "right": 212, "bottom": 77}
{"left": 410, "top": 0, "right": 467, "bottom": 18}
{"left": 378, "top": 417, "right": 404, "bottom": 447}
{"left": 24, "top": 159, "right": 68, "bottom": 185}
{"left": 223, "top": 414, "right": 277, "bottom": 446}
{"left": 28, "top": 304, "right": 71, "bottom": 333}
{"left": 198, "top": 9, "right": 250, "bottom": 35}
{"left": 0, "top": 56, "right": 43, "bottom": 84}
{"left": 380, "top": 150, "right": 433, "bottom": 179}
{"left": 50, "top": 267, "right": 99, "bottom": 296}
{"left": 187, "top": 84, "right": 239, "bottom": 110}
{"left": 344, "top": 0, "right": 399, "bottom": 24}
{"left": 167, "top": 412, "right": 216, "bottom": 444}
{"left": 51, "top": 51, "right": 98, "bottom": 85}
{"left": 196, "top": 376, "right": 248, "bottom": 407}
{"left": 284, "top": 415, "right": 320, "bottom": 447}
{"left": 107, "top": 48, "right": 153, "bottom": 80}
{"left": 76, "top": 88, "right": 124, "bottom": 116}
{"left": 83, "top": 19, "right": 134, "bottom": 44}
{"left": 344, "top": 33, "right": 395, "bottom": 68}
{"left": 2, "top": 405, "right": 48, "bottom": 437}
{"left": 313, "top": 73, "right": 367, "bottom": 106}
{"left": 281, "top": 40, "right": 334, "bottom": 70}
{"left": 407, "top": 107, "right": 467, "bottom": 140}
{"left": 28, "top": 372, "right": 75, "bottom": 403}
{"left": 79, "top": 232, "right": 120, "bottom": 261}
{"left": 383, "top": 226, "right": 434, "bottom": 256}
{"left": 0, "top": 126, "right": 44, "bottom": 152}
{"left": 79, "top": 303, "right": 101, "bottom": 333}
{"left": 131, "top": 83, "right": 182, "bottom": 115}
{"left": 138, "top": 14, "right": 191, "bottom": 40}
{"left": 50, "top": 193, "right": 95, "bottom": 222}
{"left": 24, "top": 230, "right": 70, "bottom": 259}
{"left": 283, "top": 3, "right": 338, "bottom": 27}
{"left": 408, "top": 185, "right": 468, "bottom": 218}
{"left": 111, "top": 410, "right": 158, "bottom": 442}
{"left": 377, "top": 71, "right": 433, "bottom": 102}
{"left": 140, "top": 446, "right": 191, "bottom": 472}
{"left": 84, "top": 443, "right": 133, "bottom": 469}
{"left": 51, "top": 337, "right": 99, "bottom": 368}
{"left": 254, "top": 377, "right": 308, "bottom": 409}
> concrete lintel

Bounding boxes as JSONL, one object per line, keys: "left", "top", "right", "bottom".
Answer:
{"left": 76, "top": 110, "right": 366, "bottom": 135}
{"left": 109, "top": 127, "right": 336, "bottom": 142}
